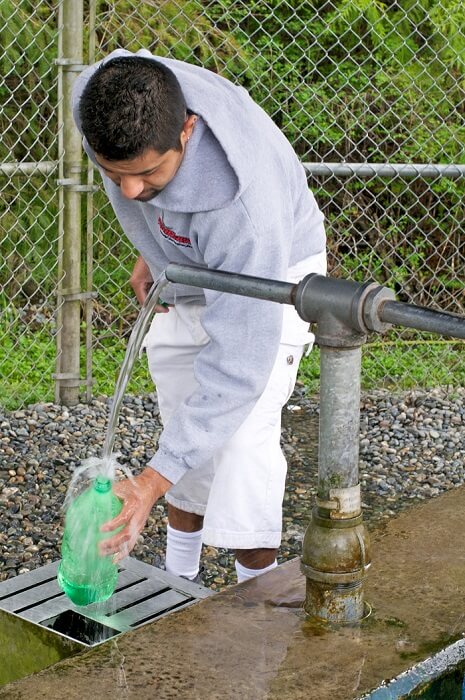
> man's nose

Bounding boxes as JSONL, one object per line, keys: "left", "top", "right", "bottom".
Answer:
{"left": 120, "top": 176, "right": 144, "bottom": 199}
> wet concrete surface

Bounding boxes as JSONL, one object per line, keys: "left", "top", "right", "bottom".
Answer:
{"left": 3, "top": 485, "right": 465, "bottom": 699}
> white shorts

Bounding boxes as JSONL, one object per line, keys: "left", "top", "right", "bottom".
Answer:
{"left": 144, "top": 250, "right": 327, "bottom": 549}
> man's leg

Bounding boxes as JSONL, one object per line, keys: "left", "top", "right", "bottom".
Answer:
{"left": 234, "top": 548, "right": 278, "bottom": 582}
{"left": 168, "top": 503, "right": 204, "bottom": 532}
{"left": 234, "top": 548, "right": 277, "bottom": 568}
{"left": 200, "top": 342, "right": 302, "bottom": 583}
{"left": 165, "top": 504, "right": 205, "bottom": 580}
{"left": 228, "top": 252, "right": 327, "bottom": 582}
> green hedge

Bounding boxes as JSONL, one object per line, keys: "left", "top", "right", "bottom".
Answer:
{"left": 1, "top": 0, "right": 464, "bottom": 310}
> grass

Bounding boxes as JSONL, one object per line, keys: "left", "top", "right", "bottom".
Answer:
{"left": 1, "top": 315, "right": 464, "bottom": 411}
{"left": 0, "top": 321, "right": 153, "bottom": 410}
{"left": 299, "top": 338, "right": 465, "bottom": 395}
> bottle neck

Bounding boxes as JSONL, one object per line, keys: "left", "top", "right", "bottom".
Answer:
{"left": 94, "top": 477, "right": 111, "bottom": 493}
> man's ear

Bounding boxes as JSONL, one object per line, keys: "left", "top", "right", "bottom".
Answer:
{"left": 181, "top": 113, "right": 198, "bottom": 145}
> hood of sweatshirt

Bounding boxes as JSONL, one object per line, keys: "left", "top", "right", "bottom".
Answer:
{"left": 73, "top": 48, "right": 265, "bottom": 213}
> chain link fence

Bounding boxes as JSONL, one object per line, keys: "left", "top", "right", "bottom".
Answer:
{"left": 0, "top": 0, "right": 62, "bottom": 408}
{"left": 1, "top": 0, "right": 464, "bottom": 410}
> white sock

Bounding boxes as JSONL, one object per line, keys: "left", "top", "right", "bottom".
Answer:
{"left": 235, "top": 559, "right": 278, "bottom": 583}
{"left": 165, "top": 524, "right": 203, "bottom": 580}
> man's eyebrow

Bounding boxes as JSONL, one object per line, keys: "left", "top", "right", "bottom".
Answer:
{"left": 97, "top": 162, "right": 160, "bottom": 176}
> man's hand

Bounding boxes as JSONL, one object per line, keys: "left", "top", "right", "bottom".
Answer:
{"left": 99, "top": 467, "right": 173, "bottom": 563}
{"left": 130, "top": 255, "right": 169, "bottom": 313}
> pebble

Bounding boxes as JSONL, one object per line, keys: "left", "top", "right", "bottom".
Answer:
{"left": 0, "top": 387, "right": 464, "bottom": 590}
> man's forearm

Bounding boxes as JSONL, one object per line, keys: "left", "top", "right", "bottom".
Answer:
{"left": 130, "top": 255, "right": 153, "bottom": 304}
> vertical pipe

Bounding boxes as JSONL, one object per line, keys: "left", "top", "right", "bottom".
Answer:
{"left": 85, "top": 0, "right": 96, "bottom": 402}
{"left": 55, "top": 1, "right": 64, "bottom": 405}
{"left": 58, "top": 0, "right": 84, "bottom": 406}
{"left": 318, "top": 347, "right": 362, "bottom": 499}
{"left": 302, "top": 345, "right": 369, "bottom": 623}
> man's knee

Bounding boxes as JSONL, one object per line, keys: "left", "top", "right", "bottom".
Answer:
{"left": 234, "top": 547, "right": 278, "bottom": 569}
{"left": 167, "top": 503, "right": 204, "bottom": 532}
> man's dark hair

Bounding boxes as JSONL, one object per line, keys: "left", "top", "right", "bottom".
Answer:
{"left": 79, "top": 56, "right": 187, "bottom": 160}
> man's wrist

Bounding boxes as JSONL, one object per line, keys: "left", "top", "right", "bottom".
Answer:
{"left": 138, "top": 466, "right": 172, "bottom": 499}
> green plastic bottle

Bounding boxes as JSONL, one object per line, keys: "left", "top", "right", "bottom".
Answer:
{"left": 57, "top": 477, "right": 123, "bottom": 606}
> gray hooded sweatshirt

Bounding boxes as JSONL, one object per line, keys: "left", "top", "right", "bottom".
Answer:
{"left": 72, "top": 49, "right": 325, "bottom": 485}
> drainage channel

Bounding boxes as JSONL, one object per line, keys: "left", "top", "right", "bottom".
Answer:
{"left": 0, "top": 558, "right": 213, "bottom": 687}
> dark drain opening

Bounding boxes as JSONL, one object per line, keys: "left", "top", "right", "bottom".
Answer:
{"left": 42, "top": 609, "right": 120, "bottom": 646}
{"left": 113, "top": 576, "right": 148, "bottom": 594}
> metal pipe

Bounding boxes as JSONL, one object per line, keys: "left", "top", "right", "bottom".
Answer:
{"left": 55, "top": 0, "right": 64, "bottom": 406}
{"left": 166, "top": 266, "right": 465, "bottom": 341}
{"left": 303, "top": 162, "right": 465, "bottom": 179}
{"left": 318, "top": 348, "right": 362, "bottom": 496}
{"left": 57, "top": 0, "right": 84, "bottom": 406}
{"left": 165, "top": 263, "right": 295, "bottom": 305}
{"left": 0, "top": 161, "right": 58, "bottom": 176}
{"left": 161, "top": 263, "right": 464, "bottom": 624}
{"left": 301, "top": 347, "right": 370, "bottom": 623}
{"left": 4, "top": 161, "right": 462, "bottom": 179}
{"left": 165, "top": 263, "right": 465, "bottom": 338}
{"left": 380, "top": 300, "right": 465, "bottom": 340}
{"left": 85, "top": 0, "right": 97, "bottom": 402}
{"left": 5, "top": 161, "right": 463, "bottom": 180}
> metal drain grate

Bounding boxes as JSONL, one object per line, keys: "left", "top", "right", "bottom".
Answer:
{"left": 0, "top": 557, "right": 213, "bottom": 647}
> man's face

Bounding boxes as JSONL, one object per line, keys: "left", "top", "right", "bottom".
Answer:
{"left": 95, "top": 146, "right": 185, "bottom": 202}
{"left": 94, "top": 114, "right": 197, "bottom": 202}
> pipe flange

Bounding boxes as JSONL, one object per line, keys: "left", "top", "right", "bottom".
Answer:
{"left": 312, "top": 508, "right": 363, "bottom": 529}
{"left": 350, "top": 281, "right": 380, "bottom": 333}
{"left": 363, "top": 286, "right": 397, "bottom": 333}
{"left": 300, "top": 561, "right": 370, "bottom": 584}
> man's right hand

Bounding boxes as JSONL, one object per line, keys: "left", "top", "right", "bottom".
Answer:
{"left": 130, "top": 255, "right": 169, "bottom": 312}
{"left": 99, "top": 467, "right": 173, "bottom": 563}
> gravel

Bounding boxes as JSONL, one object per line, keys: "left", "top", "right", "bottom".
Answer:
{"left": 0, "top": 386, "right": 464, "bottom": 591}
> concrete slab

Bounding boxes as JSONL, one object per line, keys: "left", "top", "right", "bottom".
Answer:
{"left": 2, "top": 486, "right": 465, "bottom": 699}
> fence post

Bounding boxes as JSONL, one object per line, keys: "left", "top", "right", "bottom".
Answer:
{"left": 56, "top": 0, "right": 84, "bottom": 406}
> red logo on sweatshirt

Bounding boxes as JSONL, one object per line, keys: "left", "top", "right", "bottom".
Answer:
{"left": 158, "top": 216, "right": 192, "bottom": 248}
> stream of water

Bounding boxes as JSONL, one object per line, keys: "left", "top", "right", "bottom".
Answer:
{"left": 101, "top": 273, "right": 169, "bottom": 461}
{"left": 64, "top": 272, "right": 170, "bottom": 503}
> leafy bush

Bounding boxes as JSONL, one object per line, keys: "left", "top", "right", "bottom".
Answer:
{"left": 1, "top": 0, "right": 464, "bottom": 406}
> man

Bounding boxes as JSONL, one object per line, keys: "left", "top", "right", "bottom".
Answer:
{"left": 73, "top": 49, "right": 326, "bottom": 583}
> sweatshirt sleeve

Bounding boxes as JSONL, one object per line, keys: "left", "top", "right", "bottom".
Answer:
{"left": 148, "top": 193, "right": 292, "bottom": 484}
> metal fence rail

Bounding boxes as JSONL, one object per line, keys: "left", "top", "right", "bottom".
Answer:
{"left": 0, "top": 0, "right": 464, "bottom": 409}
